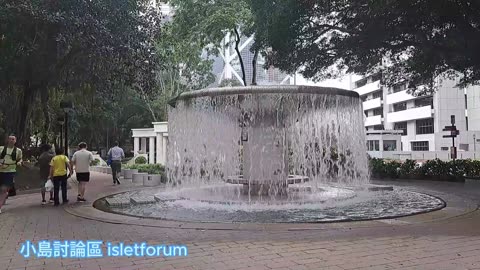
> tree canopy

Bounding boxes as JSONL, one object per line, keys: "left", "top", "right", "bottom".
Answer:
{"left": 248, "top": 0, "right": 480, "bottom": 91}
{"left": 0, "top": 0, "right": 161, "bottom": 147}
{"left": 168, "top": 0, "right": 256, "bottom": 85}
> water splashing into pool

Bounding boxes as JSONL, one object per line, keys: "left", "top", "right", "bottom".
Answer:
{"left": 165, "top": 86, "right": 369, "bottom": 203}
{"left": 102, "top": 86, "right": 446, "bottom": 223}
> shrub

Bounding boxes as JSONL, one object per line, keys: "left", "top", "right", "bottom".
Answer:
{"left": 134, "top": 156, "right": 147, "bottom": 164}
{"left": 384, "top": 160, "right": 401, "bottom": 178}
{"left": 126, "top": 164, "right": 165, "bottom": 175}
{"left": 398, "top": 159, "right": 418, "bottom": 178}
{"left": 90, "top": 159, "right": 100, "bottom": 166}
{"left": 369, "top": 158, "right": 471, "bottom": 182}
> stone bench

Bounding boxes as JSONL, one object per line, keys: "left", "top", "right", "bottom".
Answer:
{"left": 105, "top": 197, "right": 131, "bottom": 207}
{"left": 130, "top": 196, "right": 157, "bottom": 205}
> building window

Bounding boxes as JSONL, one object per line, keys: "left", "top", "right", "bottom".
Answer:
{"left": 465, "top": 94, "right": 468, "bottom": 109}
{"left": 460, "top": 144, "right": 469, "bottom": 151}
{"left": 412, "top": 141, "right": 429, "bottom": 151}
{"left": 367, "top": 140, "right": 380, "bottom": 151}
{"left": 466, "top": 117, "right": 469, "bottom": 131}
{"left": 373, "top": 108, "right": 383, "bottom": 117}
{"left": 416, "top": 118, "right": 434, "bottom": 134}
{"left": 393, "top": 102, "right": 407, "bottom": 112}
{"left": 394, "top": 122, "right": 408, "bottom": 136}
{"left": 355, "top": 78, "right": 367, "bottom": 88}
{"left": 373, "top": 125, "right": 384, "bottom": 130}
{"left": 361, "top": 95, "right": 368, "bottom": 102}
{"left": 441, "top": 147, "right": 449, "bottom": 151}
{"left": 414, "top": 96, "right": 433, "bottom": 108}
{"left": 371, "top": 73, "right": 382, "bottom": 82}
{"left": 392, "top": 83, "right": 406, "bottom": 93}
{"left": 372, "top": 91, "right": 382, "bottom": 99}
{"left": 383, "top": 140, "right": 397, "bottom": 151}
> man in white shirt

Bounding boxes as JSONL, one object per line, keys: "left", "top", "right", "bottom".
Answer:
{"left": 107, "top": 141, "right": 125, "bottom": 185}
{"left": 71, "top": 142, "right": 94, "bottom": 202}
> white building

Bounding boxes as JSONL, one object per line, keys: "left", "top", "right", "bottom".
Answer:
{"left": 354, "top": 74, "right": 480, "bottom": 159}
{"left": 131, "top": 122, "right": 168, "bottom": 165}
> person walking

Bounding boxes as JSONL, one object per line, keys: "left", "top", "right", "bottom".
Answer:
{"left": 49, "top": 147, "right": 73, "bottom": 206}
{"left": 107, "top": 142, "right": 124, "bottom": 185}
{"left": 0, "top": 135, "right": 22, "bottom": 214}
{"left": 71, "top": 142, "right": 94, "bottom": 202}
{"left": 37, "top": 144, "right": 54, "bottom": 205}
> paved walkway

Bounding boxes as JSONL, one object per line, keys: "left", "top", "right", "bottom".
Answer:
{"left": 0, "top": 173, "right": 479, "bottom": 270}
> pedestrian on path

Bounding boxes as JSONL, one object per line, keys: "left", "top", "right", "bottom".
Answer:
{"left": 71, "top": 142, "right": 94, "bottom": 202}
{"left": 0, "top": 135, "right": 23, "bottom": 214}
{"left": 37, "top": 144, "right": 54, "bottom": 205}
{"left": 49, "top": 147, "right": 73, "bottom": 206}
{"left": 108, "top": 141, "right": 125, "bottom": 185}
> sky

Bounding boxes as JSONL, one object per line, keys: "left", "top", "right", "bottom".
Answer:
{"left": 294, "top": 73, "right": 363, "bottom": 90}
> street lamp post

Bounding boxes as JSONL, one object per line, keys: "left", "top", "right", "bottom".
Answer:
{"left": 56, "top": 116, "right": 65, "bottom": 150}
{"left": 60, "top": 100, "right": 73, "bottom": 156}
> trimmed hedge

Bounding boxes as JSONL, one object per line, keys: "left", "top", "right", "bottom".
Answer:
{"left": 134, "top": 156, "right": 147, "bottom": 164}
{"left": 90, "top": 158, "right": 100, "bottom": 166}
{"left": 126, "top": 164, "right": 165, "bottom": 174}
{"left": 369, "top": 158, "right": 480, "bottom": 182}
{"left": 125, "top": 164, "right": 166, "bottom": 183}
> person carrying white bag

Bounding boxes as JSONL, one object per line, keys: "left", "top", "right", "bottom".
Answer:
{"left": 38, "top": 144, "right": 54, "bottom": 205}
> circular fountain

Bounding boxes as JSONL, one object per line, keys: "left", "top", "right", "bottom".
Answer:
{"left": 101, "top": 86, "right": 445, "bottom": 223}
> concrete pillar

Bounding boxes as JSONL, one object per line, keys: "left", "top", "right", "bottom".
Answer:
{"left": 134, "top": 137, "right": 140, "bottom": 156}
{"left": 141, "top": 138, "right": 147, "bottom": 153}
{"left": 149, "top": 137, "right": 155, "bottom": 164}
{"left": 156, "top": 133, "right": 163, "bottom": 164}
{"left": 162, "top": 136, "right": 167, "bottom": 165}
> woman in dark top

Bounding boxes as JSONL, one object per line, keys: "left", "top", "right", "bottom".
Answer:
{"left": 37, "top": 144, "right": 54, "bottom": 204}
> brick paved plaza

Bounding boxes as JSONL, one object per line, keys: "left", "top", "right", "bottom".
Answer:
{"left": 0, "top": 172, "right": 479, "bottom": 270}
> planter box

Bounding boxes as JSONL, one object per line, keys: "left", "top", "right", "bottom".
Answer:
{"left": 144, "top": 175, "right": 162, "bottom": 187}
{"left": 123, "top": 169, "right": 138, "bottom": 179}
{"left": 132, "top": 173, "right": 148, "bottom": 184}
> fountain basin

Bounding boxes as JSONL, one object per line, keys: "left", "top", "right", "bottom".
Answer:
{"left": 101, "top": 185, "right": 446, "bottom": 223}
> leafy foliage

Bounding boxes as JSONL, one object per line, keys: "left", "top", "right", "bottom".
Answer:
{"left": 0, "top": 0, "right": 162, "bottom": 146}
{"left": 370, "top": 158, "right": 480, "bottom": 181}
{"left": 134, "top": 156, "right": 147, "bottom": 164}
{"left": 248, "top": 0, "right": 480, "bottom": 92}
{"left": 168, "top": 0, "right": 256, "bottom": 85}
{"left": 126, "top": 164, "right": 165, "bottom": 175}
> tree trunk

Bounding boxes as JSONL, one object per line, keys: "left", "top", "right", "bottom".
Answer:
{"left": 252, "top": 48, "right": 259, "bottom": 85}
{"left": 40, "top": 86, "right": 50, "bottom": 144}
{"left": 16, "top": 83, "right": 36, "bottom": 148}
{"left": 234, "top": 28, "right": 246, "bottom": 86}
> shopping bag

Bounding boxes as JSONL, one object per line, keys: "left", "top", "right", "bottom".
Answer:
{"left": 45, "top": 179, "right": 53, "bottom": 192}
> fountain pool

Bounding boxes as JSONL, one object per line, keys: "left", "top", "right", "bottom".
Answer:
{"left": 99, "top": 86, "right": 446, "bottom": 223}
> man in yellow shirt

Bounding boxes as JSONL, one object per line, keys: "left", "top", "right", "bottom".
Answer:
{"left": 49, "top": 147, "right": 73, "bottom": 206}
{"left": 0, "top": 135, "right": 23, "bottom": 214}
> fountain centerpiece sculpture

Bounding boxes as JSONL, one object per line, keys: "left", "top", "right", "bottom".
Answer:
{"left": 166, "top": 85, "right": 369, "bottom": 199}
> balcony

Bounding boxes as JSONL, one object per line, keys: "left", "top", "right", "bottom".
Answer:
{"left": 355, "top": 80, "right": 381, "bottom": 96}
{"left": 363, "top": 98, "right": 382, "bottom": 111}
{"left": 386, "top": 106, "right": 433, "bottom": 123}
{"left": 386, "top": 90, "right": 416, "bottom": 105}
{"left": 365, "top": 115, "right": 382, "bottom": 127}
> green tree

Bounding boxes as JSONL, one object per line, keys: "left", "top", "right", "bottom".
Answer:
{"left": 168, "top": 0, "right": 256, "bottom": 85}
{"left": 248, "top": 0, "right": 480, "bottom": 92}
{"left": 0, "top": 0, "right": 161, "bottom": 146}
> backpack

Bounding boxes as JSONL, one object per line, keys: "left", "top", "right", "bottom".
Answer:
{"left": 0, "top": 146, "right": 17, "bottom": 162}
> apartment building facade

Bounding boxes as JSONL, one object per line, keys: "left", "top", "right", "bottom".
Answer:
{"left": 353, "top": 74, "right": 480, "bottom": 159}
